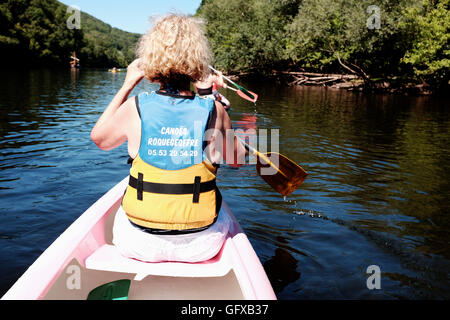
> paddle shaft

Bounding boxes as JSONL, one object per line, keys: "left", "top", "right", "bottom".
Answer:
{"left": 209, "top": 66, "right": 255, "bottom": 100}
{"left": 236, "top": 136, "right": 285, "bottom": 177}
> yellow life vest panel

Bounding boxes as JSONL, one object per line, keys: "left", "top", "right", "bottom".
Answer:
{"left": 122, "top": 91, "right": 221, "bottom": 233}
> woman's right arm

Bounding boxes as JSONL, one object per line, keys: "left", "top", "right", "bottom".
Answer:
{"left": 212, "top": 73, "right": 227, "bottom": 89}
{"left": 207, "top": 101, "right": 246, "bottom": 167}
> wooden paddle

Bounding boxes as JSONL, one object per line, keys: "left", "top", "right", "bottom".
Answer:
{"left": 236, "top": 136, "right": 308, "bottom": 196}
{"left": 209, "top": 66, "right": 258, "bottom": 103}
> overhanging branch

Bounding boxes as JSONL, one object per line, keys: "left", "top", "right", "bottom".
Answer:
{"left": 329, "top": 44, "right": 371, "bottom": 85}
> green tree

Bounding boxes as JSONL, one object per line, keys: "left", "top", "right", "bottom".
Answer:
{"left": 197, "top": 0, "right": 449, "bottom": 92}
{"left": 0, "top": 0, "right": 139, "bottom": 68}
{"left": 286, "top": 0, "right": 418, "bottom": 82}
{"left": 197, "top": 0, "right": 300, "bottom": 73}
{"left": 400, "top": 0, "right": 450, "bottom": 89}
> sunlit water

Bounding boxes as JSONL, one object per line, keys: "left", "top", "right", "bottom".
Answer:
{"left": 0, "top": 69, "right": 449, "bottom": 299}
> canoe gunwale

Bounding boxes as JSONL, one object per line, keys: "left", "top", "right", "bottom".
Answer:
{"left": 2, "top": 177, "right": 128, "bottom": 300}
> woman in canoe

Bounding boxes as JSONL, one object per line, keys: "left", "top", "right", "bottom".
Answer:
{"left": 195, "top": 70, "right": 231, "bottom": 111}
{"left": 90, "top": 14, "right": 246, "bottom": 263}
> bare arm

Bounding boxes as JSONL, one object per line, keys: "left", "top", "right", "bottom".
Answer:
{"left": 91, "top": 59, "right": 144, "bottom": 152}
{"left": 206, "top": 101, "right": 246, "bottom": 166}
{"left": 212, "top": 73, "right": 227, "bottom": 89}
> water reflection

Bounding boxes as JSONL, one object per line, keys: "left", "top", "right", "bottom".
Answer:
{"left": 228, "top": 82, "right": 450, "bottom": 298}
{"left": 234, "top": 113, "right": 258, "bottom": 131}
{"left": 0, "top": 70, "right": 449, "bottom": 299}
{"left": 264, "top": 246, "right": 301, "bottom": 294}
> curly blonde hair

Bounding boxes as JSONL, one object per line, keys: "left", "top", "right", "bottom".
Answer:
{"left": 137, "top": 14, "right": 211, "bottom": 83}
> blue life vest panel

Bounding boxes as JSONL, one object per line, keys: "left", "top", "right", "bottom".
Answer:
{"left": 137, "top": 91, "right": 214, "bottom": 170}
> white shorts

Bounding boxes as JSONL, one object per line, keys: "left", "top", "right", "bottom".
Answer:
{"left": 112, "top": 204, "right": 231, "bottom": 263}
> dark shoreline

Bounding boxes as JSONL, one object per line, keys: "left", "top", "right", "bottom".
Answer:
{"left": 3, "top": 66, "right": 447, "bottom": 96}
{"left": 232, "top": 70, "right": 449, "bottom": 96}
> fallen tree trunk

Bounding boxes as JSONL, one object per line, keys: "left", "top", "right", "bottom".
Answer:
{"left": 286, "top": 73, "right": 356, "bottom": 87}
{"left": 280, "top": 71, "right": 358, "bottom": 79}
{"left": 226, "top": 69, "right": 437, "bottom": 95}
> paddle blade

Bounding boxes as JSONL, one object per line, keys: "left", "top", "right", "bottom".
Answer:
{"left": 256, "top": 152, "right": 308, "bottom": 196}
{"left": 87, "top": 279, "right": 131, "bottom": 300}
{"left": 237, "top": 89, "right": 258, "bottom": 103}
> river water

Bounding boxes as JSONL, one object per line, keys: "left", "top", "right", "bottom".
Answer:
{"left": 0, "top": 69, "right": 449, "bottom": 299}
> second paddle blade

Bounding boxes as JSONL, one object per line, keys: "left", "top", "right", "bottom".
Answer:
{"left": 256, "top": 152, "right": 308, "bottom": 196}
{"left": 237, "top": 89, "right": 258, "bottom": 103}
{"left": 87, "top": 279, "right": 131, "bottom": 300}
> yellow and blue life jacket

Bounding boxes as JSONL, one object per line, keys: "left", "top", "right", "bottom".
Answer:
{"left": 122, "top": 91, "right": 221, "bottom": 234}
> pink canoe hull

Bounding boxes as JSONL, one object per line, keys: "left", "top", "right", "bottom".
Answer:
{"left": 2, "top": 177, "right": 276, "bottom": 300}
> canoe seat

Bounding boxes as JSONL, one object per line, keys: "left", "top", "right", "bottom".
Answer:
{"left": 85, "top": 241, "right": 233, "bottom": 281}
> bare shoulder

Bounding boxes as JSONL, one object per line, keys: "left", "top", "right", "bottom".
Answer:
{"left": 113, "top": 95, "right": 140, "bottom": 137}
{"left": 123, "top": 95, "right": 137, "bottom": 111}
{"left": 118, "top": 95, "right": 139, "bottom": 120}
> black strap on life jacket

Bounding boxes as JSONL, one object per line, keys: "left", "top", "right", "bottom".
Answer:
{"left": 126, "top": 174, "right": 223, "bottom": 235}
{"left": 128, "top": 174, "right": 217, "bottom": 203}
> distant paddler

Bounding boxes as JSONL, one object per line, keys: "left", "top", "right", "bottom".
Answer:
{"left": 108, "top": 67, "right": 126, "bottom": 73}
{"left": 70, "top": 52, "right": 80, "bottom": 69}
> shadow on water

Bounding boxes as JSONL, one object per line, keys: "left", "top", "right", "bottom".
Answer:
{"left": 264, "top": 245, "right": 301, "bottom": 293}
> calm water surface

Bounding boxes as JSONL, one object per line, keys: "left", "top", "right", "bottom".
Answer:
{"left": 0, "top": 69, "right": 449, "bottom": 299}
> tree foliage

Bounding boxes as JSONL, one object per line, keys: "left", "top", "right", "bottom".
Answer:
{"left": 197, "top": 0, "right": 449, "bottom": 89}
{"left": 197, "top": 0, "right": 301, "bottom": 73}
{"left": 0, "top": 0, "right": 140, "bottom": 68}
{"left": 400, "top": 0, "right": 450, "bottom": 87}
{"left": 77, "top": 11, "right": 140, "bottom": 67}
{"left": 0, "top": 0, "right": 84, "bottom": 66}
{"left": 287, "top": 0, "right": 413, "bottom": 75}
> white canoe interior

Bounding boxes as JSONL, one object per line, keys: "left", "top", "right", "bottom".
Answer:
{"left": 43, "top": 205, "right": 245, "bottom": 300}
{"left": 3, "top": 177, "right": 276, "bottom": 300}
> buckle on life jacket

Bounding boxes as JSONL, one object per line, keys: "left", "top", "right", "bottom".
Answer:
{"left": 137, "top": 173, "right": 144, "bottom": 201}
{"left": 128, "top": 174, "right": 217, "bottom": 203}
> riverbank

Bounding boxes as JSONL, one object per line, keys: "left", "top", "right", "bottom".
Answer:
{"left": 232, "top": 70, "right": 445, "bottom": 96}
